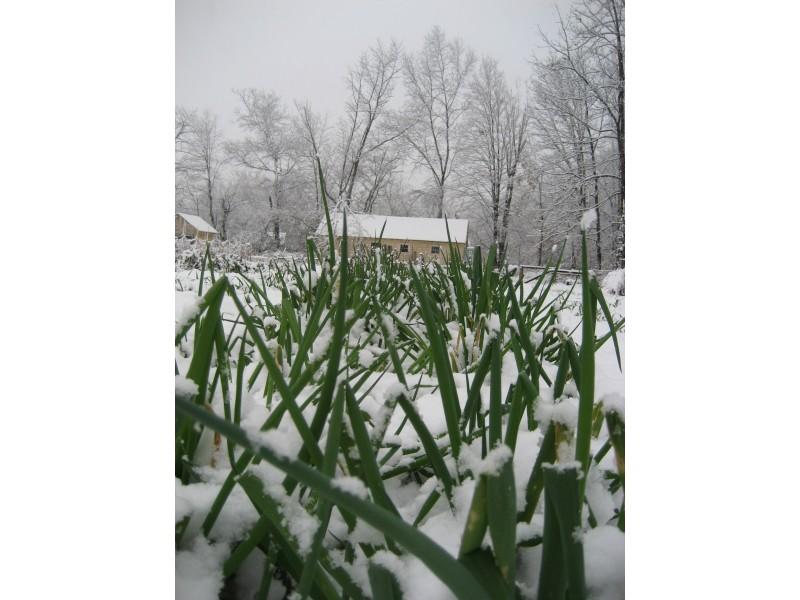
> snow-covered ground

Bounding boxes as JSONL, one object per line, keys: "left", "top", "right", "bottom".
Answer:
{"left": 175, "top": 266, "right": 625, "bottom": 600}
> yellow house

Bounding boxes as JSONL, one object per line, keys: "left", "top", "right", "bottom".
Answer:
{"left": 319, "top": 212, "right": 469, "bottom": 263}
{"left": 175, "top": 213, "right": 218, "bottom": 241}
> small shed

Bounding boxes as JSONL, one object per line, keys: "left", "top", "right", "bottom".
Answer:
{"left": 175, "top": 213, "right": 218, "bottom": 241}
{"left": 318, "top": 213, "right": 469, "bottom": 263}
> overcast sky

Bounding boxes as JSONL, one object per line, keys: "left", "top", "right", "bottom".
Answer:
{"left": 177, "top": 0, "right": 572, "bottom": 138}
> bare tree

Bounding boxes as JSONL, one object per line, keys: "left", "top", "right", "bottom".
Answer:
{"left": 228, "top": 89, "right": 298, "bottom": 245}
{"left": 541, "top": 0, "right": 625, "bottom": 267}
{"left": 293, "top": 100, "right": 329, "bottom": 210}
{"left": 178, "top": 110, "right": 228, "bottom": 233}
{"left": 175, "top": 107, "right": 193, "bottom": 149}
{"left": 374, "top": 178, "right": 420, "bottom": 216}
{"left": 216, "top": 178, "right": 241, "bottom": 241}
{"left": 531, "top": 47, "right": 608, "bottom": 268}
{"left": 175, "top": 107, "right": 195, "bottom": 209}
{"left": 354, "top": 145, "right": 405, "bottom": 213}
{"left": 333, "top": 40, "right": 403, "bottom": 208}
{"left": 460, "top": 57, "right": 529, "bottom": 264}
{"left": 499, "top": 93, "right": 529, "bottom": 263}
{"left": 579, "top": 0, "right": 624, "bottom": 267}
{"left": 401, "top": 27, "right": 475, "bottom": 217}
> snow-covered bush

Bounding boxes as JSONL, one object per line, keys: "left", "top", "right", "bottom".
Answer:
{"left": 175, "top": 237, "right": 258, "bottom": 273}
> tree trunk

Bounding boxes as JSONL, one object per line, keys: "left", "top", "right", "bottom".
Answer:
{"left": 492, "top": 191, "right": 500, "bottom": 253}
{"left": 615, "top": 101, "right": 625, "bottom": 268}
{"left": 588, "top": 136, "right": 602, "bottom": 269}
{"left": 206, "top": 174, "right": 215, "bottom": 229}
{"left": 270, "top": 171, "right": 282, "bottom": 245}
{"left": 315, "top": 163, "right": 322, "bottom": 210}
{"left": 616, "top": 117, "right": 625, "bottom": 269}
{"left": 498, "top": 171, "right": 516, "bottom": 265}
{"left": 537, "top": 179, "right": 544, "bottom": 265}
{"left": 612, "top": 0, "right": 625, "bottom": 269}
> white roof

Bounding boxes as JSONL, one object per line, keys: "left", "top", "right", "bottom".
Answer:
{"left": 318, "top": 212, "right": 469, "bottom": 244}
{"left": 177, "top": 213, "right": 217, "bottom": 234}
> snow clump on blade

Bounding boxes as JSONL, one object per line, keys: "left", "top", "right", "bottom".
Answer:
{"left": 262, "top": 316, "right": 280, "bottom": 330}
{"left": 358, "top": 348, "right": 375, "bottom": 368}
{"left": 381, "top": 314, "right": 397, "bottom": 341}
{"left": 580, "top": 208, "right": 597, "bottom": 231}
{"left": 535, "top": 395, "right": 579, "bottom": 431}
{"left": 516, "top": 516, "right": 544, "bottom": 544}
{"left": 175, "top": 376, "right": 199, "bottom": 398}
{"left": 242, "top": 424, "right": 292, "bottom": 459}
{"left": 383, "top": 382, "right": 409, "bottom": 402}
{"left": 601, "top": 393, "right": 625, "bottom": 420}
{"left": 460, "top": 443, "right": 513, "bottom": 477}
{"left": 484, "top": 313, "right": 502, "bottom": 340}
{"left": 331, "top": 476, "right": 370, "bottom": 500}
{"left": 371, "top": 549, "right": 408, "bottom": 587}
{"left": 175, "top": 294, "right": 203, "bottom": 336}
{"left": 370, "top": 393, "right": 399, "bottom": 444}
{"left": 543, "top": 460, "right": 584, "bottom": 477}
{"left": 531, "top": 330, "right": 544, "bottom": 349}
{"left": 264, "top": 484, "right": 320, "bottom": 556}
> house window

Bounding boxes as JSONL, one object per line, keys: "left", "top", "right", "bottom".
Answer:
{"left": 399, "top": 244, "right": 409, "bottom": 253}
{"left": 371, "top": 241, "right": 381, "bottom": 248}
{"left": 431, "top": 246, "right": 441, "bottom": 254}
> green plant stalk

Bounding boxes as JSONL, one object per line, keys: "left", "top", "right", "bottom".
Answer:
{"left": 541, "top": 464, "right": 587, "bottom": 600}
{"left": 575, "top": 230, "right": 596, "bottom": 505}
{"left": 460, "top": 342, "right": 493, "bottom": 433}
{"left": 223, "top": 512, "right": 272, "bottom": 577}
{"left": 487, "top": 458, "right": 517, "bottom": 590}
{"left": 459, "top": 548, "right": 516, "bottom": 600}
{"left": 178, "top": 276, "right": 228, "bottom": 481}
{"left": 537, "top": 480, "right": 566, "bottom": 600}
{"left": 301, "top": 216, "right": 349, "bottom": 469}
{"left": 589, "top": 278, "right": 622, "bottom": 370}
{"left": 344, "top": 384, "right": 400, "bottom": 517}
{"left": 520, "top": 346, "right": 571, "bottom": 522}
{"left": 255, "top": 542, "right": 278, "bottom": 600}
{"left": 175, "top": 275, "right": 229, "bottom": 346}
{"left": 234, "top": 331, "right": 247, "bottom": 425}
{"left": 176, "top": 397, "right": 490, "bottom": 600}
{"left": 368, "top": 562, "right": 403, "bottom": 600}
{"left": 297, "top": 382, "right": 346, "bottom": 598}
{"left": 408, "top": 266, "right": 462, "bottom": 459}
{"left": 475, "top": 245, "right": 496, "bottom": 319}
{"left": 458, "top": 476, "right": 488, "bottom": 557}
{"left": 228, "top": 287, "right": 323, "bottom": 467}
{"left": 488, "top": 337, "right": 502, "bottom": 447}
{"left": 395, "top": 393, "right": 455, "bottom": 506}
{"left": 238, "top": 474, "right": 349, "bottom": 600}
{"left": 605, "top": 410, "right": 625, "bottom": 488}
{"left": 316, "top": 156, "right": 336, "bottom": 267}
{"left": 413, "top": 488, "right": 442, "bottom": 527}
{"left": 504, "top": 378, "right": 526, "bottom": 451}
